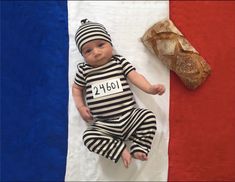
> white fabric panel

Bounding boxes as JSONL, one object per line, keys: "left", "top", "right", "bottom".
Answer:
{"left": 66, "top": 1, "right": 169, "bottom": 181}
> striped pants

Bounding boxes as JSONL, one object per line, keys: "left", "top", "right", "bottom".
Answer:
{"left": 83, "top": 108, "right": 157, "bottom": 163}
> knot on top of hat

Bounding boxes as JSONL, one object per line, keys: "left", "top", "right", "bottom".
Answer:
{"left": 81, "top": 19, "right": 89, "bottom": 24}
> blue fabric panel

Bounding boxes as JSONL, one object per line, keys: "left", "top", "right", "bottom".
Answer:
{"left": 1, "top": 1, "right": 68, "bottom": 181}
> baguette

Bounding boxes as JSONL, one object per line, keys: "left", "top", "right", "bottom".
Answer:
{"left": 141, "top": 19, "right": 211, "bottom": 89}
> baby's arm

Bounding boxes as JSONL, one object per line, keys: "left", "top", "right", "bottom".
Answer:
{"left": 72, "top": 83, "right": 93, "bottom": 122}
{"left": 127, "top": 70, "right": 165, "bottom": 95}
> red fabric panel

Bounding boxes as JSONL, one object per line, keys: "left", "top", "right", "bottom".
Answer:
{"left": 169, "top": 1, "right": 235, "bottom": 181}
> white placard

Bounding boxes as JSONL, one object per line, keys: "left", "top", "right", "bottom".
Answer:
{"left": 91, "top": 78, "right": 123, "bottom": 98}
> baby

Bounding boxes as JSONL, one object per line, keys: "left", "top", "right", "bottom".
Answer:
{"left": 72, "top": 19, "right": 165, "bottom": 168}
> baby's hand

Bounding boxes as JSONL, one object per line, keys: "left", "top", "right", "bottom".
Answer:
{"left": 78, "top": 106, "right": 93, "bottom": 122}
{"left": 149, "top": 84, "right": 165, "bottom": 95}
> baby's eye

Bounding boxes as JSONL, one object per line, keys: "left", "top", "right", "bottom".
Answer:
{"left": 98, "top": 42, "right": 105, "bottom": 47}
{"left": 85, "top": 48, "right": 92, "bottom": 54}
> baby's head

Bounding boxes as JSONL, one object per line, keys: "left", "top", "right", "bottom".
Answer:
{"left": 75, "top": 19, "right": 113, "bottom": 67}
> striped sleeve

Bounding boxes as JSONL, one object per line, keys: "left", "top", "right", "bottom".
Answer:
{"left": 74, "top": 63, "right": 86, "bottom": 87}
{"left": 115, "top": 55, "right": 136, "bottom": 76}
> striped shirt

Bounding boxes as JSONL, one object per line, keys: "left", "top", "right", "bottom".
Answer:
{"left": 74, "top": 55, "right": 136, "bottom": 119}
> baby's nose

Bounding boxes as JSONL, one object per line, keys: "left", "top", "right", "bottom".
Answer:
{"left": 93, "top": 48, "right": 101, "bottom": 56}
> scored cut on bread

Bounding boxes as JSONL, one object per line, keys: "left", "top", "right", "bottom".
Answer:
{"left": 141, "top": 19, "right": 211, "bottom": 89}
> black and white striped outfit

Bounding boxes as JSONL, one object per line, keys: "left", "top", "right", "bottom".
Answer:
{"left": 74, "top": 55, "right": 157, "bottom": 162}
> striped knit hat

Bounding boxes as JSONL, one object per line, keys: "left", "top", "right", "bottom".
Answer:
{"left": 75, "top": 19, "right": 112, "bottom": 53}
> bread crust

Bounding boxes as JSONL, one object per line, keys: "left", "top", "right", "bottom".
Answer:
{"left": 142, "top": 19, "right": 211, "bottom": 89}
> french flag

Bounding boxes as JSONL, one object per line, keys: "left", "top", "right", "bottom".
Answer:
{"left": 1, "top": 1, "right": 235, "bottom": 181}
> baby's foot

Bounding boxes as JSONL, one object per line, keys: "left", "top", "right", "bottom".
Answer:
{"left": 121, "top": 148, "right": 132, "bottom": 168}
{"left": 132, "top": 152, "right": 148, "bottom": 161}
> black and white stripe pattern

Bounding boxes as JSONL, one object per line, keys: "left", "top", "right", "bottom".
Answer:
{"left": 75, "top": 55, "right": 136, "bottom": 119}
{"left": 75, "top": 19, "right": 112, "bottom": 53}
{"left": 83, "top": 108, "right": 157, "bottom": 162}
{"left": 75, "top": 55, "right": 157, "bottom": 163}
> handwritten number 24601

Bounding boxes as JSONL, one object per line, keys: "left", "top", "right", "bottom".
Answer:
{"left": 93, "top": 80, "right": 120, "bottom": 96}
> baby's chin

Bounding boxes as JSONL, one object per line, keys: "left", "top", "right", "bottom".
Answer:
{"left": 90, "top": 57, "right": 112, "bottom": 67}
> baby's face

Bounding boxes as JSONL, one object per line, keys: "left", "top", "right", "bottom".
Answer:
{"left": 81, "top": 40, "right": 113, "bottom": 67}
